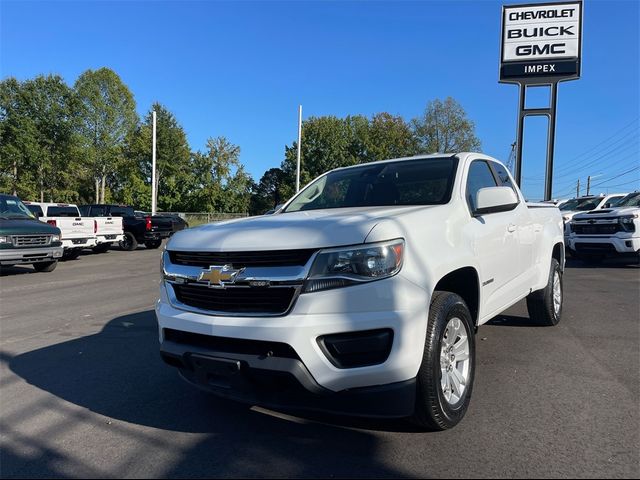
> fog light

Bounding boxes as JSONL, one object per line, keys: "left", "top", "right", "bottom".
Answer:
{"left": 317, "top": 329, "right": 393, "bottom": 368}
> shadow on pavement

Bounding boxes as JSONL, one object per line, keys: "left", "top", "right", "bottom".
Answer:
{"left": 6, "top": 310, "right": 414, "bottom": 478}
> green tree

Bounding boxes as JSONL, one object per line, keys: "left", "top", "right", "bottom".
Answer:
{"left": 124, "top": 103, "right": 193, "bottom": 211}
{"left": 412, "top": 97, "right": 481, "bottom": 154}
{"left": 278, "top": 113, "right": 419, "bottom": 199}
{"left": 186, "top": 137, "right": 252, "bottom": 213}
{"left": 250, "top": 167, "right": 284, "bottom": 215}
{"left": 74, "top": 67, "right": 138, "bottom": 203}
{"left": 0, "top": 75, "right": 79, "bottom": 202}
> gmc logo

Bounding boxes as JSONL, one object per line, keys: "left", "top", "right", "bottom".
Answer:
{"left": 72, "top": 222, "right": 84, "bottom": 226}
{"left": 516, "top": 43, "right": 566, "bottom": 56}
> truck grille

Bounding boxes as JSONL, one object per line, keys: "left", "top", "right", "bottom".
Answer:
{"left": 172, "top": 284, "right": 297, "bottom": 315}
{"left": 571, "top": 224, "right": 622, "bottom": 235}
{"left": 11, "top": 235, "right": 51, "bottom": 247}
{"left": 169, "top": 249, "right": 316, "bottom": 268}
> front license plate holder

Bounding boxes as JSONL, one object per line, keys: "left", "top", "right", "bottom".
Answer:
{"left": 189, "top": 354, "right": 242, "bottom": 389}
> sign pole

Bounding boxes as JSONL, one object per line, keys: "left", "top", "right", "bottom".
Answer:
{"left": 152, "top": 110, "right": 157, "bottom": 216}
{"left": 544, "top": 82, "right": 559, "bottom": 200}
{"left": 514, "top": 84, "right": 526, "bottom": 187}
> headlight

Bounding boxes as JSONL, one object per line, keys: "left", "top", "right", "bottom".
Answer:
{"left": 619, "top": 215, "right": 638, "bottom": 232}
{"left": 0, "top": 235, "right": 10, "bottom": 244}
{"left": 304, "top": 239, "right": 404, "bottom": 293}
{"left": 51, "top": 235, "right": 60, "bottom": 242}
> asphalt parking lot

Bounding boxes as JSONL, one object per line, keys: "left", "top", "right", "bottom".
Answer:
{"left": 1, "top": 245, "right": 638, "bottom": 478}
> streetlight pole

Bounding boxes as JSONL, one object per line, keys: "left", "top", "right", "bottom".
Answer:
{"left": 296, "top": 105, "right": 302, "bottom": 193}
{"left": 152, "top": 110, "right": 157, "bottom": 215}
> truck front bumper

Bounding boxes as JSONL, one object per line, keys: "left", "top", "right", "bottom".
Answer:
{"left": 0, "top": 246, "right": 63, "bottom": 265}
{"left": 569, "top": 235, "right": 640, "bottom": 256}
{"left": 155, "top": 274, "right": 429, "bottom": 416}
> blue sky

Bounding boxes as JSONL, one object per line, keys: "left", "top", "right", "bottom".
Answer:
{"left": 1, "top": 0, "right": 638, "bottom": 200}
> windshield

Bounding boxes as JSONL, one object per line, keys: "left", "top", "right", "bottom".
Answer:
{"left": 615, "top": 192, "right": 640, "bottom": 207}
{"left": 559, "top": 197, "right": 603, "bottom": 212}
{"left": 283, "top": 158, "right": 458, "bottom": 213}
{"left": 0, "top": 196, "right": 36, "bottom": 219}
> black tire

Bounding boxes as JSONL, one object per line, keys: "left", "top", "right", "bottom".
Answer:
{"left": 92, "top": 243, "right": 110, "bottom": 254}
{"left": 410, "top": 292, "right": 476, "bottom": 431}
{"left": 120, "top": 232, "right": 138, "bottom": 251}
{"left": 526, "top": 258, "right": 563, "bottom": 326}
{"left": 144, "top": 239, "right": 162, "bottom": 249}
{"left": 33, "top": 261, "right": 57, "bottom": 272}
{"left": 62, "top": 249, "right": 81, "bottom": 260}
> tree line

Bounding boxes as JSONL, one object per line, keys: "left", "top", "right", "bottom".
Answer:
{"left": 1, "top": 68, "right": 481, "bottom": 215}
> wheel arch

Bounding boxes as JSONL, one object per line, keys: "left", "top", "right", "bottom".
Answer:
{"left": 433, "top": 267, "right": 480, "bottom": 326}
{"left": 552, "top": 242, "right": 564, "bottom": 270}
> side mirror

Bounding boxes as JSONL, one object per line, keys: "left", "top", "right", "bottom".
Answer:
{"left": 474, "top": 187, "right": 519, "bottom": 216}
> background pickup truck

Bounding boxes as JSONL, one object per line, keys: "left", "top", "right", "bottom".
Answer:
{"left": 568, "top": 191, "right": 640, "bottom": 263}
{"left": 25, "top": 202, "right": 96, "bottom": 260}
{"left": 156, "top": 152, "right": 565, "bottom": 431}
{"left": 80, "top": 205, "right": 173, "bottom": 250}
{"left": 0, "top": 194, "right": 63, "bottom": 272}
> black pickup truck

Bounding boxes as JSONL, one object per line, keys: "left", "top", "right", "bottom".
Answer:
{"left": 79, "top": 204, "right": 173, "bottom": 250}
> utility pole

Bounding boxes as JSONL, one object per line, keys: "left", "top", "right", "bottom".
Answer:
{"left": 576, "top": 179, "right": 580, "bottom": 198}
{"left": 151, "top": 110, "right": 157, "bottom": 216}
{"left": 586, "top": 175, "right": 591, "bottom": 196}
{"left": 296, "top": 105, "right": 302, "bottom": 193}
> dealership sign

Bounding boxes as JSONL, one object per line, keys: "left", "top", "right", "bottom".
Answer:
{"left": 500, "top": 1, "right": 582, "bottom": 83}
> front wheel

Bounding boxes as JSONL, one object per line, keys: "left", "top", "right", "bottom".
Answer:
{"left": 526, "top": 258, "right": 563, "bottom": 326}
{"left": 33, "top": 261, "right": 57, "bottom": 272}
{"left": 410, "top": 291, "right": 475, "bottom": 431}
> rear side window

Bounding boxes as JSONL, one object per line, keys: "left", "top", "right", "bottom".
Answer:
{"left": 109, "top": 206, "right": 134, "bottom": 217}
{"left": 86, "top": 206, "right": 106, "bottom": 216}
{"left": 26, "top": 205, "right": 44, "bottom": 217}
{"left": 47, "top": 206, "right": 80, "bottom": 217}
{"left": 466, "top": 161, "right": 498, "bottom": 212}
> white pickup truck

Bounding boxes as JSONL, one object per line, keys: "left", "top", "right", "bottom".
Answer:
{"left": 78, "top": 205, "right": 125, "bottom": 253}
{"left": 156, "top": 153, "right": 564, "bottom": 430}
{"left": 568, "top": 191, "right": 640, "bottom": 263}
{"left": 24, "top": 202, "right": 96, "bottom": 260}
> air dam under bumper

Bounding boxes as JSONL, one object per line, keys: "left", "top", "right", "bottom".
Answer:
{"left": 569, "top": 235, "right": 640, "bottom": 255}
{"left": 160, "top": 339, "right": 416, "bottom": 418}
{"left": 155, "top": 273, "right": 429, "bottom": 415}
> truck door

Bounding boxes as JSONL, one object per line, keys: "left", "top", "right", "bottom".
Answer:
{"left": 464, "top": 160, "right": 521, "bottom": 318}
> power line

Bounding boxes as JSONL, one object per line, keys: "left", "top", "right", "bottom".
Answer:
{"left": 553, "top": 133, "right": 639, "bottom": 179}
{"left": 591, "top": 166, "right": 640, "bottom": 188}
{"left": 553, "top": 117, "right": 639, "bottom": 174}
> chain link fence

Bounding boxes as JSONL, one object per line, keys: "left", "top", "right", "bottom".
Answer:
{"left": 157, "top": 212, "right": 249, "bottom": 227}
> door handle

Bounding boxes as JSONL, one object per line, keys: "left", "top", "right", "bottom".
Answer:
{"left": 507, "top": 224, "right": 517, "bottom": 233}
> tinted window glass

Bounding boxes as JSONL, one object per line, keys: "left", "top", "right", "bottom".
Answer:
{"left": 47, "top": 206, "right": 80, "bottom": 217}
{"left": 26, "top": 204, "right": 44, "bottom": 217}
{"left": 284, "top": 158, "right": 458, "bottom": 212}
{"left": 466, "top": 161, "right": 498, "bottom": 211}
{"left": 109, "top": 206, "right": 134, "bottom": 217}
{"left": 87, "top": 206, "right": 106, "bottom": 216}
{"left": 617, "top": 192, "right": 640, "bottom": 207}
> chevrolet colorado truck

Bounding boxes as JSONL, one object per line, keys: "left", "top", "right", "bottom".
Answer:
{"left": 568, "top": 191, "right": 640, "bottom": 263}
{"left": 156, "top": 153, "right": 565, "bottom": 430}
{"left": 24, "top": 202, "right": 96, "bottom": 260}
{"left": 80, "top": 204, "right": 173, "bottom": 250}
{"left": 0, "top": 194, "right": 63, "bottom": 272}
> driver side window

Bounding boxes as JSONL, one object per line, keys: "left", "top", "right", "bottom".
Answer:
{"left": 466, "top": 161, "right": 498, "bottom": 212}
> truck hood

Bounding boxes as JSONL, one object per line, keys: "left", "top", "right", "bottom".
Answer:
{"left": 167, "top": 206, "right": 428, "bottom": 251}
{"left": 0, "top": 218, "right": 61, "bottom": 236}
{"left": 573, "top": 207, "right": 639, "bottom": 220}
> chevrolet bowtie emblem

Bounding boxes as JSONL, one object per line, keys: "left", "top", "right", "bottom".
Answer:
{"left": 198, "top": 265, "right": 244, "bottom": 288}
